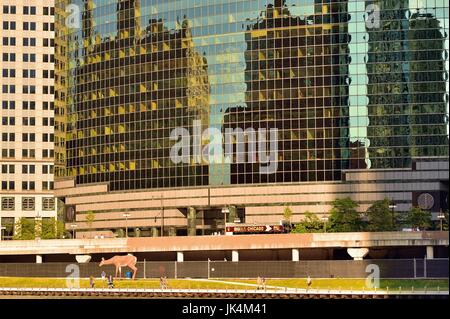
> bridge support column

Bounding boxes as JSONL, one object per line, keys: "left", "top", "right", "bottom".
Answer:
{"left": 36, "top": 255, "right": 42, "bottom": 263}
{"left": 177, "top": 251, "right": 184, "bottom": 262}
{"left": 292, "top": 248, "right": 300, "bottom": 261}
{"left": 426, "top": 246, "right": 434, "bottom": 259}
{"left": 347, "top": 248, "right": 369, "bottom": 260}
{"left": 232, "top": 250, "right": 239, "bottom": 262}
{"left": 187, "top": 207, "right": 197, "bottom": 236}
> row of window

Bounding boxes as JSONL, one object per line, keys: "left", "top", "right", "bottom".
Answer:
{"left": 2, "top": 69, "right": 55, "bottom": 78}
{"left": 2, "top": 101, "right": 55, "bottom": 110}
{"left": 2, "top": 136, "right": 52, "bottom": 144}
{"left": 1, "top": 164, "right": 54, "bottom": 174}
{"left": 2, "top": 53, "right": 37, "bottom": 62}
{"left": 1, "top": 85, "right": 54, "bottom": 94}
{"left": 2, "top": 37, "right": 54, "bottom": 47}
{"left": 0, "top": 132, "right": 54, "bottom": 142}
{"left": 1, "top": 149, "right": 54, "bottom": 158}
{"left": 3, "top": 5, "right": 53, "bottom": 15}
{"left": 1, "top": 197, "right": 55, "bottom": 211}
{"left": 2, "top": 6, "right": 38, "bottom": 15}
{"left": 2, "top": 21, "right": 54, "bottom": 31}
{"left": 1, "top": 181, "right": 54, "bottom": 191}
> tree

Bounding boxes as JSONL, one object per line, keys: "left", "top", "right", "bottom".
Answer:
{"left": 291, "top": 212, "right": 324, "bottom": 233}
{"left": 283, "top": 205, "right": 293, "bottom": 229}
{"left": 85, "top": 211, "right": 96, "bottom": 235}
{"left": 56, "top": 220, "right": 68, "bottom": 238}
{"left": 13, "top": 218, "right": 35, "bottom": 240}
{"left": 41, "top": 218, "right": 56, "bottom": 239}
{"left": 405, "top": 206, "right": 432, "bottom": 230}
{"left": 365, "top": 199, "right": 395, "bottom": 231}
{"left": 328, "top": 197, "right": 363, "bottom": 232}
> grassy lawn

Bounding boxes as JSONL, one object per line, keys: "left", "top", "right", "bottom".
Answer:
{"left": 0, "top": 277, "right": 252, "bottom": 290}
{"left": 216, "top": 278, "right": 449, "bottom": 291}
{"left": 0, "top": 277, "right": 447, "bottom": 291}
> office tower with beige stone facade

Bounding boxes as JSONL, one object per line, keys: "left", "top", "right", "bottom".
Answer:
{"left": 0, "top": 1, "right": 56, "bottom": 239}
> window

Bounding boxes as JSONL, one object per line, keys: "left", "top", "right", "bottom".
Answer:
{"left": 22, "top": 165, "right": 35, "bottom": 174}
{"left": 23, "top": 22, "right": 36, "bottom": 31}
{"left": 2, "top": 85, "right": 15, "bottom": 93}
{"left": 2, "top": 101, "right": 15, "bottom": 109}
{"left": 22, "top": 181, "right": 35, "bottom": 191}
{"left": 42, "top": 182, "right": 54, "bottom": 190}
{"left": 42, "top": 197, "right": 55, "bottom": 210}
{"left": 43, "top": 38, "right": 54, "bottom": 47}
{"left": 2, "top": 37, "right": 16, "bottom": 46}
{"left": 1, "top": 181, "right": 14, "bottom": 190}
{"left": 1, "top": 164, "right": 14, "bottom": 174}
{"left": 23, "top": 69, "right": 36, "bottom": 78}
{"left": 2, "top": 21, "right": 16, "bottom": 30}
{"left": 23, "top": 6, "right": 36, "bottom": 15}
{"left": 1, "top": 197, "right": 15, "bottom": 211}
{"left": 23, "top": 85, "right": 36, "bottom": 94}
{"left": 42, "top": 149, "right": 54, "bottom": 158}
{"left": 22, "top": 117, "right": 36, "bottom": 126}
{"left": 2, "top": 117, "right": 15, "bottom": 125}
{"left": 2, "top": 53, "right": 15, "bottom": 62}
{"left": 42, "top": 165, "right": 54, "bottom": 174}
{"left": 43, "top": 102, "right": 54, "bottom": 110}
{"left": 1, "top": 133, "right": 15, "bottom": 141}
{"left": 22, "top": 198, "right": 35, "bottom": 210}
{"left": 22, "top": 149, "right": 35, "bottom": 158}
{"left": 23, "top": 38, "right": 36, "bottom": 46}
{"left": 22, "top": 133, "right": 35, "bottom": 142}
{"left": 43, "top": 133, "right": 54, "bottom": 142}
{"left": 43, "top": 86, "right": 54, "bottom": 94}
{"left": 23, "top": 53, "right": 36, "bottom": 62}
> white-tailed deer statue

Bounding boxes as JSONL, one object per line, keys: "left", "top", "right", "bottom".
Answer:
{"left": 99, "top": 254, "right": 138, "bottom": 279}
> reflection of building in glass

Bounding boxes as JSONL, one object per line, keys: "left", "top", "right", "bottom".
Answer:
{"left": 225, "top": 0, "right": 350, "bottom": 183}
{"left": 54, "top": 0, "right": 449, "bottom": 238}
{"left": 61, "top": 0, "right": 210, "bottom": 191}
{"left": 367, "top": 1, "right": 449, "bottom": 168}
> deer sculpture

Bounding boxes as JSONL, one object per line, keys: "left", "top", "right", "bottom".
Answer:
{"left": 99, "top": 254, "right": 138, "bottom": 279}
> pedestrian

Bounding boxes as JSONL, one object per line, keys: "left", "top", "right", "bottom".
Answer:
{"left": 256, "top": 276, "right": 262, "bottom": 290}
{"left": 163, "top": 276, "right": 169, "bottom": 289}
{"left": 101, "top": 271, "right": 106, "bottom": 280}
{"left": 306, "top": 275, "right": 312, "bottom": 290}
{"left": 261, "top": 277, "right": 266, "bottom": 291}
{"left": 107, "top": 274, "right": 114, "bottom": 289}
{"left": 160, "top": 276, "right": 164, "bottom": 289}
{"left": 89, "top": 276, "right": 95, "bottom": 288}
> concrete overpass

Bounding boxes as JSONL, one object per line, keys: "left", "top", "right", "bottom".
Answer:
{"left": 0, "top": 231, "right": 448, "bottom": 263}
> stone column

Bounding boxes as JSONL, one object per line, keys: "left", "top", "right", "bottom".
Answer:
{"left": 426, "top": 246, "right": 434, "bottom": 259}
{"left": 232, "top": 250, "right": 239, "bottom": 262}
{"left": 36, "top": 255, "right": 43, "bottom": 263}
{"left": 292, "top": 248, "right": 300, "bottom": 261}
{"left": 177, "top": 251, "right": 184, "bottom": 262}
{"left": 187, "top": 207, "right": 197, "bottom": 236}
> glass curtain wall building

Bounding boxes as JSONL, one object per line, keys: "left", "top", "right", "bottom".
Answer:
{"left": 54, "top": 0, "right": 449, "bottom": 238}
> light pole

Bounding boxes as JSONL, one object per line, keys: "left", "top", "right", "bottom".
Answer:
{"left": 35, "top": 212, "right": 42, "bottom": 240}
{"left": 437, "top": 210, "right": 445, "bottom": 231}
{"left": 0, "top": 226, "right": 5, "bottom": 241}
{"left": 123, "top": 213, "right": 131, "bottom": 237}
{"left": 221, "top": 207, "right": 230, "bottom": 234}
{"left": 321, "top": 216, "right": 329, "bottom": 233}
{"left": 389, "top": 203, "right": 397, "bottom": 229}
{"left": 70, "top": 224, "right": 77, "bottom": 239}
